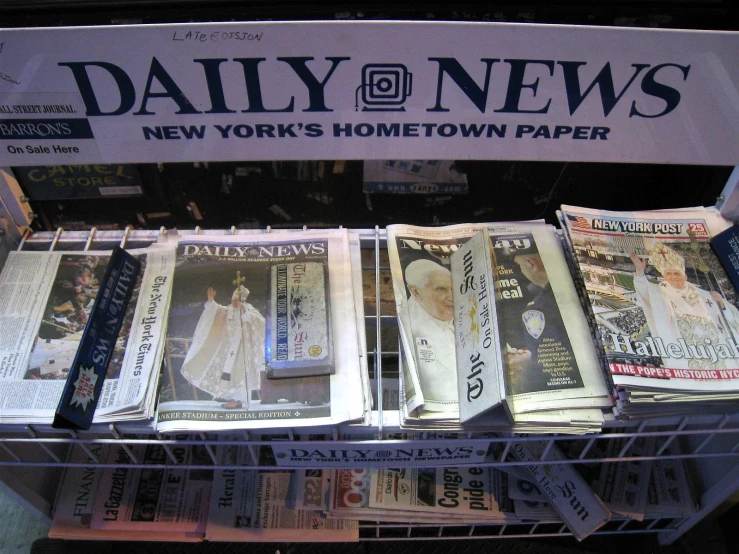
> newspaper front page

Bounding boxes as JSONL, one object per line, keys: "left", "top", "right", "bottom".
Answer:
{"left": 156, "top": 230, "right": 364, "bottom": 432}
{"left": 329, "top": 466, "right": 513, "bottom": 523}
{"left": 90, "top": 443, "right": 212, "bottom": 534}
{"left": 206, "top": 444, "right": 358, "bottom": 542}
{"left": 560, "top": 205, "right": 739, "bottom": 394}
{"left": 0, "top": 245, "right": 174, "bottom": 423}
{"left": 388, "top": 222, "right": 610, "bottom": 422}
{"left": 49, "top": 444, "right": 203, "bottom": 542}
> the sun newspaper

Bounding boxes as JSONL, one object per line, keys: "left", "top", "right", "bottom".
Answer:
{"left": 387, "top": 222, "right": 611, "bottom": 431}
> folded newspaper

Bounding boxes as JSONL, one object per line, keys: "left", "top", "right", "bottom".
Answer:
{"left": 90, "top": 443, "right": 212, "bottom": 534}
{"left": 0, "top": 243, "right": 175, "bottom": 424}
{"left": 329, "top": 466, "right": 514, "bottom": 523}
{"left": 50, "top": 444, "right": 204, "bottom": 542}
{"left": 510, "top": 441, "right": 611, "bottom": 540}
{"left": 206, "top": 443, "right": 358, "bottom": 541}
{"left": 156, "top": 229, "right": 367, "bottom": 432}
{"left": 559, "top": 205, "right": 739, "bottom": 417}
{"left": 387, "top": 222, "right": 611, "bottom": 433}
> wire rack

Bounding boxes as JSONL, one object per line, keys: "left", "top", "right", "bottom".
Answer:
{"left": 2, "top": 226, "right": 739, "bottom": 545}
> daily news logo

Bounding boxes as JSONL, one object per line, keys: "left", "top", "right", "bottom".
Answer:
{"left": 356, "top": 64, "right": 413, "bottom": 112}
{"left": 55, "top": 57, "right": 687, "bottom": 118}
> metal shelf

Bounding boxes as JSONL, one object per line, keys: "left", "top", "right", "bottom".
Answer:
{"left": 1, "top": 226, "right": 739, "bottom": 545}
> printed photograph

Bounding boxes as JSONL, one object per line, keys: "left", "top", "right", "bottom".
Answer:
{"left": 570, "top": 230, "right": 739, "bottom": 370}
{"left": 24, "top": 254, "right": 145, "bottom": 381}
{"left": 492, "top": 232, "right": 584, "bottom": 395}
{"left": 394, "top": 235, "right": 461, "bottom": 409}
{"left": 161, "top": 241, "right": 331, "bottom": 416}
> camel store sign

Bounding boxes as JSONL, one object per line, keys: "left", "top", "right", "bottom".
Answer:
{"left": 14, "top": 164, "right": 143, "bottom": 200}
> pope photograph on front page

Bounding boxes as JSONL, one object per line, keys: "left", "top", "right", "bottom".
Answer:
{"left": 157, "top": 236, "right": 332, "bottom": 427}
{"left": 562, "top": 207, "right": 739, "bottom": 389}
{"left": 390, "top": 233, "right": 459, "bottom": 413}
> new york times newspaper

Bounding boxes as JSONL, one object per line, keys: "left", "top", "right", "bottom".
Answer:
{"left": 0, "top": 246, "right": 174, "bottom": 423}
{"left": 560, "top": 205, "right": 739, "bottom": 393}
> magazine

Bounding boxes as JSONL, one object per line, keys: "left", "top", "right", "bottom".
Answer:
{"left": 0, "top": 245, "right": 174, "bottom": 424}
{"left": 156, "top": 230, "right": 365, "bottom": 432}
{"left": 559, "top": 205, "right": 739, "bottom": 401}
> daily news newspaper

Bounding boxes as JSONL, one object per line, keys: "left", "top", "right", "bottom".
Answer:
{"left": 560, "top": 205, "right": 739, "bottom": 393}
{"left": 156, "top": 230, "right": 364, "bottom": 432}
{"left": 0, "top": 246, "right": 174, "bottom": 423}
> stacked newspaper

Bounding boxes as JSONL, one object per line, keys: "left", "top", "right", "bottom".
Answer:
{"left": 505, "top": 441, "right": 697, "bottom": 524}
{"left": 0, "top": 242, "right": 175, "bottom": 424}
{"left": 206, "top": 443, "right": 358, "bottom": 541}
{"left": 559, "top": 205, "right": 739, "bottom": 418}
{"left": 328, "top": 466, "right": 514, "bottom": 524}
{"left": 387, "top": 222, "right": 612, "bottom": 434}
{"left": 50, "top": 443, "right": 210, "bottom": 542}
{"left": 156, "top": 229, "right": 369, "bottom": 432}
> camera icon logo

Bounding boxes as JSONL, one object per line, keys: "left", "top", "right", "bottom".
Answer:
{"left": 355, "top": 63, "right": 413, "bottom": 112}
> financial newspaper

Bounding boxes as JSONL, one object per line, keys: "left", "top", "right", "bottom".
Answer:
{"left": 560, "top": 205, "right": 739, "bottom": 395}
{"left": 50, "top": 444, "right": 203, "bottom": 542}
{"left": 387, "top": 222, "right": 610, "bottom": 424}
{"left": 0, "top": 245, "right": 174, "bottom": 423}
{"left": 206, "top": 444, "right": 358, "bottom": 542}
{"left": 156, "top": 230, "right": 365, "bottom": 432}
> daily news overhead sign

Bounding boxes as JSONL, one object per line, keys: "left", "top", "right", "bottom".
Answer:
{"left": 0, "top": 21, "right": 737, "bottom": 165}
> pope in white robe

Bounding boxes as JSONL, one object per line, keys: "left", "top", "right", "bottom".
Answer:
{"left": 405, "top": 259, "right": 457, "bottom": 409}
{"left": 630, "top": 241, "right": 739, "bottom": 370}
{"left": 180, "top": 282, "right": 265, "bottom": 408}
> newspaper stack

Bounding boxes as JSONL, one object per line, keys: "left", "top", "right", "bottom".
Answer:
{"left": 328, "top": 466, "right": 514, "bottom": 524}
{"left": 156, "top": 229, "right": 369, "bottom": 432}
{"left": 559, "top": 205, "right": 739, "bottom": 418}
{"left": 50, "top": 443, "right": 210, "bottom": 542}
{"left": 0, "top": 242, "right": 175, "bottom": 424}
{"left": 206, "top": 444, "right": 358, "bottom": 541}
{"left": 387, "top": 222, "right": 612, "bottom": 434}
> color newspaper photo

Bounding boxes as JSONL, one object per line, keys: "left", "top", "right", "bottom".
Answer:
{"left": 159, "top": 236, "right": 332, "bottom": 424}
{"left": 562, "top": 207, "right": 739, "bottom": 383}
{"left": 492, "top": 230, "right": 584, "bottom": 395}
{"left": 25, "top": 253, "right": 145, "bottom": 382}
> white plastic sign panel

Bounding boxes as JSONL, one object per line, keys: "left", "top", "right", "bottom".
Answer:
{"left": 271, "top": 442, "right": 488, "bottom": 467}
{"left": 0, "top": 22, "right": 737, "bottom": 165}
